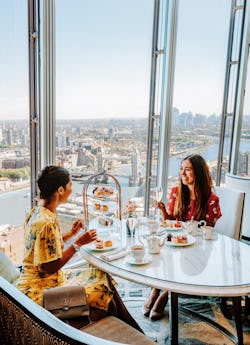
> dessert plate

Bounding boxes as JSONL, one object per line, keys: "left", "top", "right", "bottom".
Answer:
{"left": 84, "top": 243, "right": 117, "bottom": 252}
{"left": 126, "top": 256, "right": 152, "bottom": 265}
{"left": 165, "top": 235, "right": 196, "bottom": 247}
{"left": 160, "top": 226, "right": 183, "bottom": 232}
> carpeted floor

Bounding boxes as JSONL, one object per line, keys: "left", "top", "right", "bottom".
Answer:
{"left": 116, "top": 277, "right": 250, "bottom": 345}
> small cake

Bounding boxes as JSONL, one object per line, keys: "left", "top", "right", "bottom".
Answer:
{"left": 104, "top": 240, "right": 113, "bottom": 247}
{"left": 171, "top": 235, "right": 188, "bottom": 244}
{"left": 93, "top": 186, "right": 114, "bottom": 197}
{"left": 101, "top": 204, "right": 109, "bottom": 211}
{"left": 94, "top": 203, "right": 101, "bottom": 210}
{"left": 161, "top": 220, "right": 171, "bottom": 228}
{"left": 95, "top": 239, "right": 104, "bottom": 249}
{"left": 174, "top": 221, "right": 182, "bottom": 228}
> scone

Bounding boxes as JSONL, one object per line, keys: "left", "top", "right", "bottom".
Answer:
{"left": 104, "top": 240, "right": 113, "bottom": 247}
{"left": 101, "top": 204, "right": 109, "bottom": 211}
{"left": 94, "top": 203, "right": 101, "bottom": 210}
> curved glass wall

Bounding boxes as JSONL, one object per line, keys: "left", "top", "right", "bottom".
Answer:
{"left": 0, "top": 0, "right": 30, "bottom": 265}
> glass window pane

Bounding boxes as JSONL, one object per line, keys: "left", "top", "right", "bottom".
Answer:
{"left": 55, "top": 0, "right": 154, "bottom": 225}
{"left": 0, "top": 0, "right": 30, "bottom": 265}
{"left": 238, "top": 57, "right": 250, "bottom": 176}
{"left": 169, "top": 0, "right": 231, "bottom": 191}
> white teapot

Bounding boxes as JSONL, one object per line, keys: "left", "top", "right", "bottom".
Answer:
{"left": 139, "top": 234, "right": 167, "bottom": 254}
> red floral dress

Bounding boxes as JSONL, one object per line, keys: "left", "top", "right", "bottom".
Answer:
{"left": 167, "top": 186, "right": 222, "bottom": 226}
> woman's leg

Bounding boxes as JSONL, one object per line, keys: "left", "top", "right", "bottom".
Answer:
{"left": 143, "top": 288, "right": 160, "bottom": 317}
{"left": 149, "top": 290, "right": 169, "bottom": 321}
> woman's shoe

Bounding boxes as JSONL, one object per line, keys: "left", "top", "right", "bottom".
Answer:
{"left": 142, "top": 305, "right": 151, "bottom": 317}
{"left": 149, "top": 290, "right": 169, "bottom": 321}
{"left": 149, "top": 309, "right": 165, "bottom": 321}
{"left": 142, "top": 288, "right": 160, "bottom": 317}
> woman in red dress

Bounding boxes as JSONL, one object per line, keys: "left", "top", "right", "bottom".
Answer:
{"left": 143, "top": 154, "right": 222, "bottom": 320}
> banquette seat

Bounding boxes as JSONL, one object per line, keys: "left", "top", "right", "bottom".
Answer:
{"left": 0, "top": 276, "right": 156, "bottom": 345}
{"left": 0, "top": 251, "right": 156, "bottom": 345}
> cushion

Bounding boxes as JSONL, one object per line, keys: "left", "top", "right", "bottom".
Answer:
{"left": 82, "top": 315, "right": 156, "bottom": 344}
{"left": 0, "top": 251, "right": 20, "bottom": 283}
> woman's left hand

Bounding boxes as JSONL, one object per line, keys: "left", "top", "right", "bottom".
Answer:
{"left": 70, "top": 219, "right": 83, "bottom": 236}
{"left": 76, "top": 229, "right": 97, "bottom": 246}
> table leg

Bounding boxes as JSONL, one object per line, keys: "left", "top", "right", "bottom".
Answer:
{"left": 232, "top": 296, "right": 243, "bottom": 345}
{"left": 245, "top": 296, "right": 250, "bottom": 317}
{"left": 169, "top": 292, "right": 178, "bottom": 345}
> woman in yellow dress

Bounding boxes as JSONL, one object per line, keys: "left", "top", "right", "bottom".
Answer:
{"left": 15, "top": 165, "right": 114, "bottom": 311}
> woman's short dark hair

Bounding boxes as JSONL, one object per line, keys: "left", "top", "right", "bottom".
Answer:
{"left": 37, "top": 165, "right": 70, "bottom": 200}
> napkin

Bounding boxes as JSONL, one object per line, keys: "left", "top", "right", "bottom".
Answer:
{"left": 100, "top": 249, "right": 128, "bottom": 262}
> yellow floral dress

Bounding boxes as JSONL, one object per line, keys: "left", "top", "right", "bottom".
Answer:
{"left": 15, "top": 206, "right": 113, "bottom": 310}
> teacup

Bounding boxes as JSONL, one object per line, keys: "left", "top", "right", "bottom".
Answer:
{"left": 186, "top": 220, "right": 206, "bottom": 236}
{"left": 202, "top": 226, "right": 214, "bottom": 240}
{"left": 130, "top": 245, "right": 145, "bottom": 262}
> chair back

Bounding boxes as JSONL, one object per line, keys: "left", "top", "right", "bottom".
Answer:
{"left": 214, "top": 186, "right": 245, "bottom": 240}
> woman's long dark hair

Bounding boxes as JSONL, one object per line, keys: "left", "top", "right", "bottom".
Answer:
{"left": 37, "top": 165, "right": 70, "bottom": 202}
{"left": 174, "top": 154, "right": 212, "bottom": 221}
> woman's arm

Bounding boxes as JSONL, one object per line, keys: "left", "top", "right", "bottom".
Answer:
{"left": 42, "top": 229, "right": 97, "bottom": 274}
{"left": 156, "top": 187, "right": 177, "bottom": 221}
{"left": 205, "top": 193, "right": 222, "bottom": 227}
{"left": 157, "top": 201, "right": 169, "bottom": 221}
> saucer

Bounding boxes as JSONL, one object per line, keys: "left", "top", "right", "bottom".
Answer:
{"left": 126, "top": 256, "right": 151, "bottom": 265}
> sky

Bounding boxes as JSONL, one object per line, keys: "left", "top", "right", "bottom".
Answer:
{"left": 0, "top": 0, "right": 249, "bottom": 120}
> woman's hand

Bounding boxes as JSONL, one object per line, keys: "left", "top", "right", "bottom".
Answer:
{"left": 70, "top": 219, "right": 83, "bottom": 236}
{"left": 154, "top": 201, "right": 166, "bottom": 211}
{"left": 75, "top": 229, "right": 97, "bottom": 247}
{"left": 63, "top": 219, "right": 84, "bottom": 242}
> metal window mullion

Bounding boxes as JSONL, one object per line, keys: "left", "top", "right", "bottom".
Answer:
{"left": 145, "top": 0, "right": 161, "bottom": 216}
{"left": 28, "top": 0, "right": 40, "bottom": 207}
{"left": 41, "top": 0, "right": 55, "bottom": 167}
{"left": 158, "top": 0, "right": 178, "bottom": 203}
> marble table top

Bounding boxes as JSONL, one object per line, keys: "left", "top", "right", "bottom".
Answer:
{"left": 80, "top": 224, "right": 250, "bottom": 297}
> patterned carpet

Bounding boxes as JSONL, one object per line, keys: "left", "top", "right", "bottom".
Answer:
{"left": 116, "top": 277, "right": 250, "bottom": 345}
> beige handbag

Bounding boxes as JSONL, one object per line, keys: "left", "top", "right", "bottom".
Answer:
{"left": 42, "top": 285, "right": 90, "bottom": 320}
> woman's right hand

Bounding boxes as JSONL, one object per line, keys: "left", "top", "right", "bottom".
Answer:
{"left": 154, "top": 201, "right": 166, "bottom": 211}
{"left": 75, "top": 229, "right": 97, "bottom": 246}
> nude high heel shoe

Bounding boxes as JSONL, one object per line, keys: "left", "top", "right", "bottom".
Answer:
{"left": 149, "top": 290, "right": 169, "bottom": 321}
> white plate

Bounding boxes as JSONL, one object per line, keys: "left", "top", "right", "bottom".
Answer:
{"left": 84, "top": 243, "right": 117, "bottom": 252}
{"left": 126, "top": 256, "right": 152, "bottom": 265}
{"left": 165, "top": 235, "right": 196, "bottom": 247}
{"left": 160, "top": 226, "right": 183, "bottom": 232}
